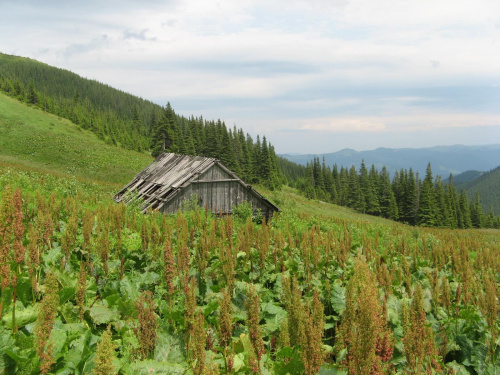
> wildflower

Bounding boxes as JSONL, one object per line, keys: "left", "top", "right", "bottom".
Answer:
{"left": 93, "top": 326, "right": 116, "bottom": 375}
{"left": 134, "top": 291, "right": 157, "bottom": 360}
{"left": 246, "top": 284, "right": 265, "bottom": 368}
{"left": 34, "top": 272, "right": 59, "bottom": 374}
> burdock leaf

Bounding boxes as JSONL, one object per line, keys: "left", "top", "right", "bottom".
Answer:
{"left": 330, "top": 282, "right": 346, "bottom": 314}
{"left": 89, "top": 305, "right": 120, "bottom": 325}
{"left": 1, "top": 305, "right": 37, "bottom": 329}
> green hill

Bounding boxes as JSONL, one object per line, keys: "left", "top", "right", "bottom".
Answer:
{"left": 0, "top": 89, "right": 397, "bottom": 225}
{"left": 0, "top": 52, "right": 283, "bottom": 189}
{"left": 0, "top": 92, "right": 152, "bottom": 184}
{"left": 448, "top": 170, "right": 484, "bottom": 186}
{"left": 0, "top": 69, "right": 498, "bottom": 374}
{"left": 0, "top": 125, "right": 498, "bottom": 374}
{"left": 460, "top": 165, "right": 500, "bottom": 215}
{"left": 0, "top": 52, "right": 156, "bottom": 151}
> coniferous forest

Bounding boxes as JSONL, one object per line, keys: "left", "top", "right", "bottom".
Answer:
{"left": 288, "top": 158, "right": 500, "bottom": 229}
{"left": 0, "top": 53, "right": 283, "bottom": 190}
{"left": 0, "top": 50, "right": 498, "bottom": 229}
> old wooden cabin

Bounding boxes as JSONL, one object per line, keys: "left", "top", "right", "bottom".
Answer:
{"left": 114, "top": 153, "right": 280, "bottom": 218}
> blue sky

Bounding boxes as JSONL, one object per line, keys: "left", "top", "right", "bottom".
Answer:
{"left": 1, "top": 0, "right": 500, "bottom": 153}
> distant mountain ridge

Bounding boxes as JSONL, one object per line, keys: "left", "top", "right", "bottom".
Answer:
{"left": 280, "top": 144, "right": 500, "bottom": 177}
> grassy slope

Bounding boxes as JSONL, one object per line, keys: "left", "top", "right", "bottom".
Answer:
{"left": 2, "top": 91, "right": 496, "bottom": 229}
{"left": 0, "top": 91, "right": 407, "bottom": 225}
{"left": 0, "top": 92, "right": 152, "bottom": 185}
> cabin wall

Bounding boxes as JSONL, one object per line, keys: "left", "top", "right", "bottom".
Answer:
{"left": 194, "top": 164, "right": 233, "bottom": 181}
{"left": 161, "top": 180, "right": 274, "bottom": 217}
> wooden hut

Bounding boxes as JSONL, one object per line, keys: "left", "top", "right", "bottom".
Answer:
{"left": 114, "top": 153, "right": 280, "bottom": 218}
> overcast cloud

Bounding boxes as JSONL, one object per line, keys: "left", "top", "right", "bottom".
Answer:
{"left": 1, "top": 0, "right": 499, "bottom": 153}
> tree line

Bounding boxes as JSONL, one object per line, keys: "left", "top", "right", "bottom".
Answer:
{"left": 295, "top": 157, "right": 499, "bottom": 228}
{"left": 1, "top": 52, "right": 497, "bottom": 225}
{"left": 150, "top": 103, "right": 283, "bottom": 189}
{"left": 0, "top": 53, "right": 283, "bottom": 189}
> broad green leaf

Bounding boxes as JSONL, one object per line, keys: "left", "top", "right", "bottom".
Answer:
{"left": 336, "top": 348, "right": 347, "bottom": 364}
{"left": 330, "top": 282, "right": 345, "bottom": 314}
{"left": 64, "top": 330, "right": 96, "bottom": 374}
{"left": 1, "top": 305, "right": 37, "bottom": 329}
{"left": 445, "top": 361, "right": 471, "bottom": 375}
{"left": 60, "top": 303, "right": 80, "bottom": 324}
{"left": 43, "top": 245, "right": 63, "bottom": 267}
{"left": 0, "top": 326, "right": 16, "bottom": 373}
{"left": 136, "top": 271, "right": 160, "bottom": 288}
{"left": 63, "top": 322, "right": 88, "bottom": 342}
{"left": 15, "top": 276, "right": 33, "bottom": 306}
{"left": 272, "top": 347, "right": 303, "bottom": 375}
{"left": 89, "top": 304, "right": 120, "bottom": 325}
{"left": 154, "top": 328, "right": 185, "bottom": 364}
{"left": 125, "top": 360, "right": 186, "bottom": 374}
{"left": 50, "top": 327, "right": 68, "bottom": 360}
{"left": 232, "top": 352, "right": 245, "bottom": 372}
{"left": 59, "top": 287, "right": 76, "bottom": 304}
{"left": 319, "top": 367, "right": 345, "bottom": 374}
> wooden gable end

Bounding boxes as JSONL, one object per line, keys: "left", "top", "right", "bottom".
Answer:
{"left": 161, "top": 163, "right": 277, "bottom": 218}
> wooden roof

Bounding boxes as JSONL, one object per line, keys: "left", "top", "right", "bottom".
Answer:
{"left": 114, "top": 153, "right": 280, "bottom": 214}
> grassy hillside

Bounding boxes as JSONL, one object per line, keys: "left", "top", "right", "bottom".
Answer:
{"left": 0, "top": 91, "right": 366, "bottom": 221}
{"left": 1, "top": 157, "right": 499, "bottom": 374}
{"left": 0, "top": 90, "right": 498, "bottom": 374}
{"left": 0, "top": 92, "right": 152, "bottom": 185}
{"left": 0, "top": 53, "right": 285, "bottom": 190}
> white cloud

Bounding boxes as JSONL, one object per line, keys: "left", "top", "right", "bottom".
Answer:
{"left": 0, "top": 0, "right": 499, "bottom": 153}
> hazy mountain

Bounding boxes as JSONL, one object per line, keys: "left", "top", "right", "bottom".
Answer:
{"left": 280, "top": 144, "right": 500, "bottom": 177}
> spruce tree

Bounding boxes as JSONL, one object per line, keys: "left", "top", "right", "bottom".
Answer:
{"left": 379, "top": 167, "right": 398, "bottom": 220}
{"left": 27, "top": 80, "right": 38, "bottom": 105}
{"left": 322, "top": 159, "right": 336, "bottom": 202}
{"left": 151, "top": 102, "right": 176, "bottom": 157}
{"left": 445, "top": 174, "right": 459, "bottom": 228}
{"left": 470, "top": 192, "right": 483, "bottom": 228}
{"left": 434, "top": 176, "right": 449, "bottom": 227}
{"left": 366, "top": 165, "right": 381, "bottom": 215}
{"left": 348, "top": 165, "right": 364, "bottom": 212}
{"left": 338, "top": 167, "right": 349, "bottom": 206}
{"left": 459, "top": 190, "right": 472, "bottom": 228}
{"left": 358, "top": 161, "right": 369, "bottom": 213}
{"left": 304, "top": 162, "right": 316, "bottom": 199}
{"left": 417, "top": 164, "right": 436, "bottom": 226}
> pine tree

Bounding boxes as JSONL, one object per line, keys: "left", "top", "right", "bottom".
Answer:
{"left": 27, "top": 80, "right": 38, "bottom": 105}
{"left": 312, "top": 157, "right": 325, "bottom": 198}
{"left": 322, "top": 159, "right": 336, "bottom": 202}
{"left": 366, "top": 165, "right": 381, "bottom": 215}
{"left": 469, "top": 192, "right": 482, "bottom": 228}
{"left": 132, "top": 105, "right": 142, "bottom": 131}
{"left": 249, "top": 135, "right": 260, "bottom": 183}
{"left": 338, "top": 167, "right": 349, "bottom": 206}
{"left": 379, "top": 167, "right": 398, "bottom": 220}
{"left": 304, "top": 162, "right": 316, "bottom": 199}
{"left": 445, "top": 175, "right": 459, "bottom": 228}
{"left": 151, "top": 102, "right": 176, "bottom": 157}
{"left": 434, "top": 176, "right": 449, "bottom": 227}
{"left": 260, "top": 136, "right": 272, "bottom": 183}
{"left": 358, "top": 160, "right": 369, "bottom": 213}
{"left": 417, "top": 163, "right": 436, "bottom": 227}
{"left": 459, "top": 190, "right": 472, "bottom": 228}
